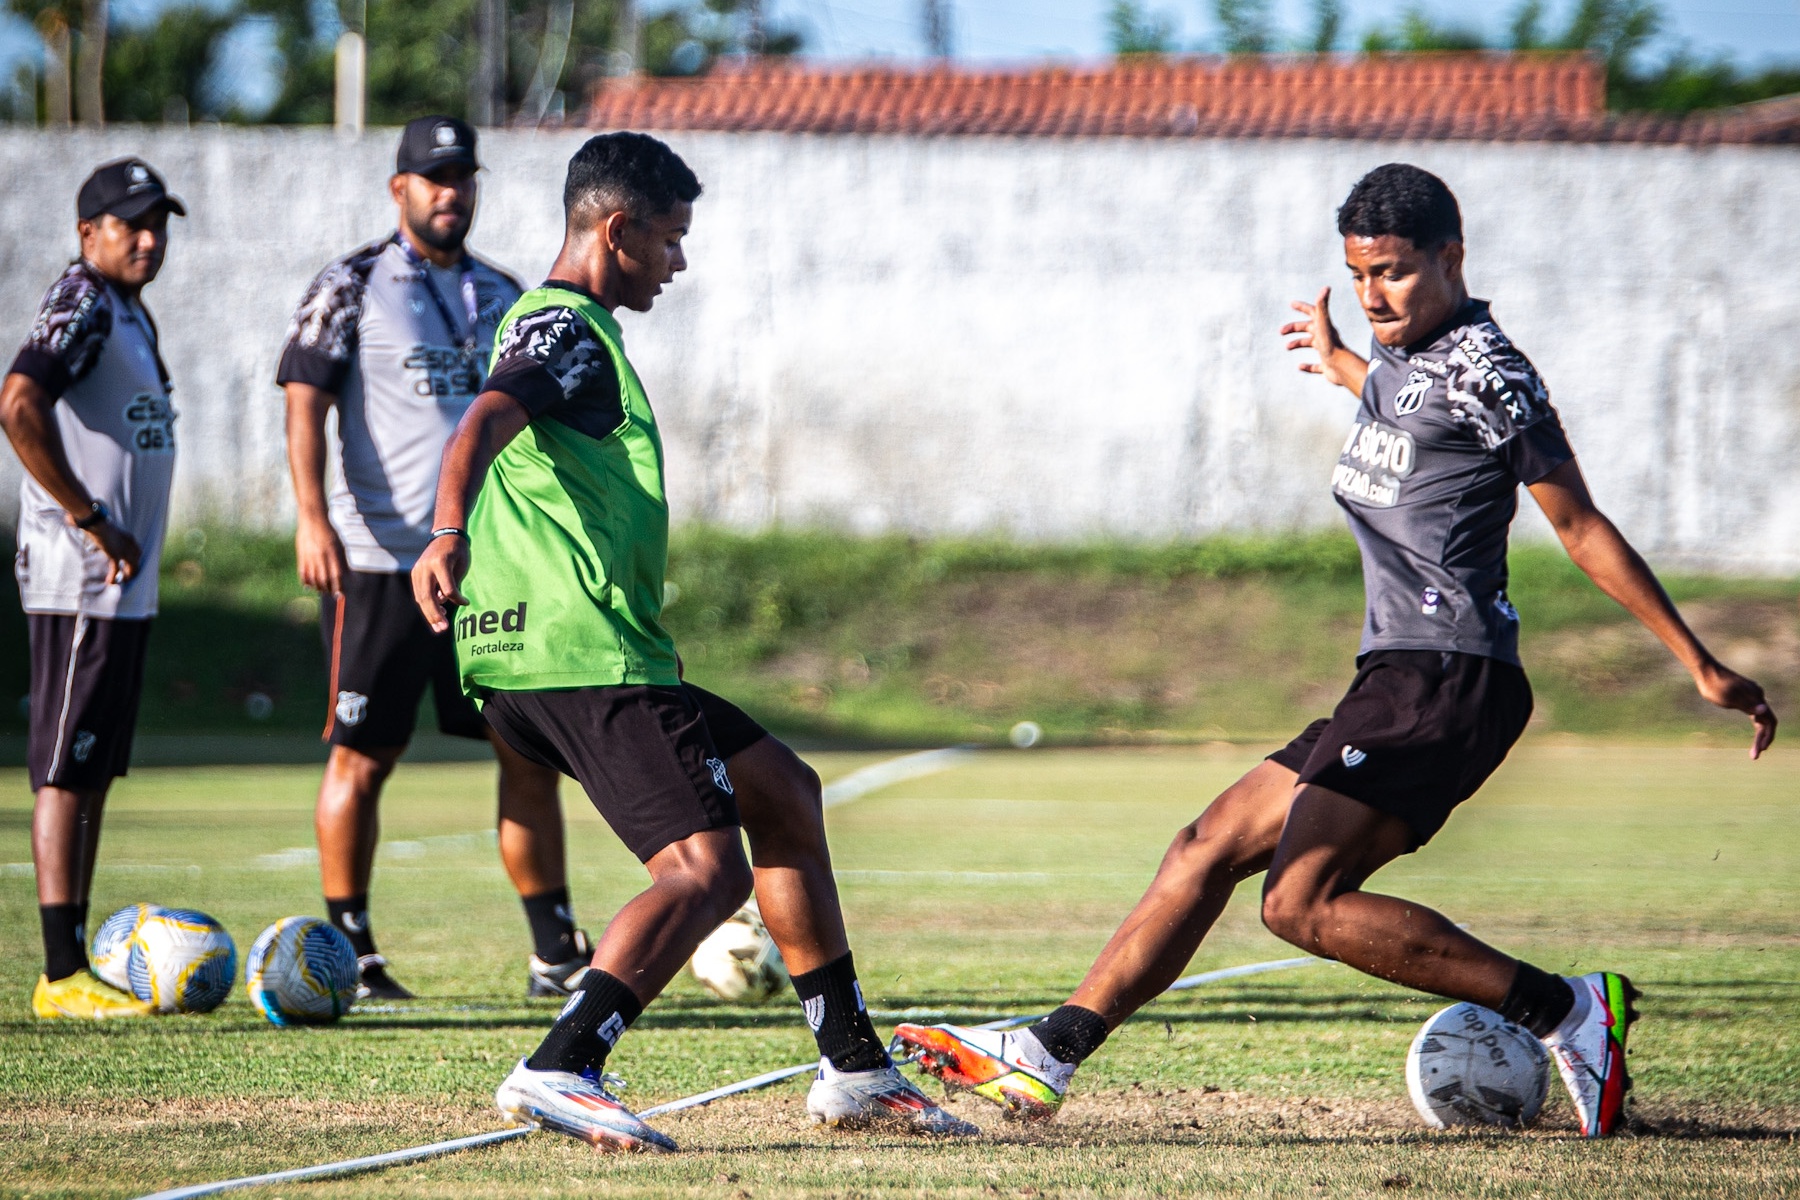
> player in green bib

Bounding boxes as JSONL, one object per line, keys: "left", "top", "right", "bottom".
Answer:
{"left": 413, "top": 132, "right": 974, "bottom": 1151}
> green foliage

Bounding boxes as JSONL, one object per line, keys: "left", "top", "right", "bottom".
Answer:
{"left": 1305, "top": 0, "right": 1341, "bottom": 53}
{"left": 100, "top": 4, "right": 242, "bottom": 123}
{"left": 1361, "top": 6, "right": 1489, "bottom": 53}
{"left": 1212, "top": 0, "right": 1271, "bottom": 54}
{"left": 1106, "top": 0, "right": 1177, "bottom": 57}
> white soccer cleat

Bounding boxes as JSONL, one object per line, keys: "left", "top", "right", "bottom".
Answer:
{"left": 527, "top": 930, "right": 594, "bottom": 998}
{"left": 1542, "top": 971, "right": 1639, "bottom": 1138}
{"left": 891, "top": 1024, "right": 1074, "bottom": 1121}
{"left": 495, "top": 1059, "right": 676, "bottom": 1152}
{"left": 805, "top": 1058, "right": 981, "bottom": 1136}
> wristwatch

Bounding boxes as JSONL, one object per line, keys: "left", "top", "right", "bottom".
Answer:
{"left": 74, "top": 500, "right": 109, "bottom": 530}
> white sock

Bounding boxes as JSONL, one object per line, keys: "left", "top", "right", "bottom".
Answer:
{"left": 1548, "top": 975, "right": 1593, "bottom": 1042}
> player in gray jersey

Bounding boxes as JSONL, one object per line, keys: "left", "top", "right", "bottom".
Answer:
{"left": 2, "top": 158, "right": 185, "bottom": 1019}
{"left": 277, "top": 117, "right": 584, "bottom": 1001}
{"left": 896, "top": 163, "right": 1777, "bottom": 1140}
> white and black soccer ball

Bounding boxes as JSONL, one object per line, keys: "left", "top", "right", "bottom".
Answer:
{"left": 689, "top": 900, "right": 789, "bottom": 1003}
{"left": 126, "top": 908, "right": 237, "bottom": 1013}
{"left": 1406, "top": 1002, "right": 1551, "bottom": 1129}
{"left": 246, "top": 916, "right": 360, "bottom": 1026}
{"left": 90, "top": 902, "right": 165, "bottom": 992}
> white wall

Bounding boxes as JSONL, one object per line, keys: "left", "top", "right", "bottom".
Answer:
{"left": 1, "top": 128, "right": 1795, "bottom": 571}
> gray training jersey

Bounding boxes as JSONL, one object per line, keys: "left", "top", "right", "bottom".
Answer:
{"left": 276, "top": 236, "right": 522, "bottom": 572}
{"left": 1331, "top": 300, "right": 1573, "bottom": 666}
{"left": 9, "top": 260, "right": 176, "bottom": 620}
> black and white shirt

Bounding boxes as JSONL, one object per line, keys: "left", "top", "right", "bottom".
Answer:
{"left": 1332, "top": 299, "right": 1574, "bottom": 666}
{"left": 276, "top": 236, "right": 522, "bottom": 572}
{"left": 9, "top": 260, "right": 175, "bottom": 619}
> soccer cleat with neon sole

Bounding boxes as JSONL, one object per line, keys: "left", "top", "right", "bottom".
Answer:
{"left": 891, "top": 1024, "right": 1073, "bottom": 1121}
{"left": 32, "top": 970, "right": 154, "bottom": 1020}
{"left": 806, "top": 1058, "right": 980, "bottom": 1136}
{"left": 495, "top": 1059, "right": 676, "bottom": 1152}
{"left": 1543, "top": 971, "right": 1639, "bottom": 1137}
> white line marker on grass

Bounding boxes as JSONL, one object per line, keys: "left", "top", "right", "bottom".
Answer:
{"left": 821, "top": 747, "right": 973, "bottom": 808}
{"left": 131, "top": 950, "right": 1321, "bottom": 1199}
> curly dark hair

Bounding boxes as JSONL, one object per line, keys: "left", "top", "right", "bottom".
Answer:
{"left": 1337, "top": 163, "right": 1462, "bottom": 250}
{"left": 563, "top": 131, "right": 703, "bottom": 226}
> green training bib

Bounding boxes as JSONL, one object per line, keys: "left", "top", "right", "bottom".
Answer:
{"left": 454, "top": 287, "right": 679, "bottom": 695}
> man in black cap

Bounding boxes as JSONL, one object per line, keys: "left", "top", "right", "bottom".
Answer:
{"left": 277, "top": 117, "right": 583, "bottom": 1001}
{"left": 1, "top": 157, "right": 184, "bottom": 1018}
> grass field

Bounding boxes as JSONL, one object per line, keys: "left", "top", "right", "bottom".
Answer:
{"left": 3, "top": 742, "right": 1797, "bottom": 1198}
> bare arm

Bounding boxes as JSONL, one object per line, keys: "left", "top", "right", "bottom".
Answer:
{"left": 1281, "top": 286, "right": 1369, "bottom": 396}
{"left": 1528, "top": 458, "right": 1776, "bottom": 758}
{"left": 0, "top": 371, "right": 140, "bottom": 584}
{"left": 283, "top": 382, "right": 348, "bottom": 595}
{"left": 411, "top": 389, "right": 532, "bottom": 632}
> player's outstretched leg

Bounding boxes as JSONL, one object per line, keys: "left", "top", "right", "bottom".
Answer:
{"left": 499, "top": 825, "right": 755, "bottom": 1152}
{"left": 727, "top": 736, "right": 977, "bottom": 1136}
{"left": 895, "top": 760, "right": 1295, "bottom": 1120}
{"left": 1259, "top": 785, "right": 1637, "bottom": 1137}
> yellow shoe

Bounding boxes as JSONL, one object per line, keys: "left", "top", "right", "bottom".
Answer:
{"left": 32, "top": 970, "right": 154, "bottom": 1019}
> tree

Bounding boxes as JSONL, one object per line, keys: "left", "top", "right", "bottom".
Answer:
{"left": 1106, "top": 0, "right": 1175, "bottom": 57}
{"left": 1361, "top": 6, "right": 1485, "bottom": 53}
{"left": 1306, "top": 0, "right": 1341, "bottom": 53}
{"left": 103, "top": 4, "right": 242, "bottom": 122}
{"left": 1212, "top": 0, "right": 1271, "bottom": 55}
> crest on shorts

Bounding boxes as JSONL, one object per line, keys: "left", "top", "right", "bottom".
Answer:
{"left": 336, "top": 690, "right": 368, "bottom": 727}
{"left": 71, "top": 730, "right": 97, "bottom": 763}
{"left": 1420, "top": 587, "right": 1441, "bottom": 615}
{"left": 706, "top": 756, "right": 735, "bottom": 795}
{"left": 1340, "top": 744, "right": 1367, "bottom": 769}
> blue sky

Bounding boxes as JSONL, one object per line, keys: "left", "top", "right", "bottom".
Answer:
{"left": 3, "top": 0, "right": 1797, "bottom": 118}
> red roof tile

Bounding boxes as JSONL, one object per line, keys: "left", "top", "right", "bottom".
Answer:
{"left": 581, "top": 55, "right": 1799, "bottom": 144}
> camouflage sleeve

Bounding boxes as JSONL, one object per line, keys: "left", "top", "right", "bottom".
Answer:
{"left": 1445, "top": 323, "right": 1573, "bottom": 484}
{"left": 274, "top": 243, "right": 380, "bottom": 392}
{"left": 7, "top": 264, "right": 113, "bottom": 399}
{"left": 484, "top": 307, "right": 623, "bottom": 435}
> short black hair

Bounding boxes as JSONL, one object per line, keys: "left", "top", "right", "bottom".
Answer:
{"left": 1336, "top": 163, "right": 1462, "bottom": 250}
{"left": 563, "top": 132, "right": 702, "bottom": 228}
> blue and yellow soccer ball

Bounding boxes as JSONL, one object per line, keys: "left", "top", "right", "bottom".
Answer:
{"left": 126, "top": 908, "right": 238, "bottom": 1013}
{"left": 246, "top": 916, "right": 359, "bottom": 1026}
{"left": 90, "top": 903, "right": 165, "bottom": 992}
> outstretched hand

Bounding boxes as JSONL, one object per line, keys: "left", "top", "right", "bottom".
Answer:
{"left": 1695, "top": 659, "right": 1777, "bottom": 759}
{"left": 412, "top": 535, "right": 469, "bottom": 634}
{"left": 1281, "top": 286, "right": 1368, "bottom": 395}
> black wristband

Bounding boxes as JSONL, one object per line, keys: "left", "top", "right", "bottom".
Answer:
{"left": 429, "top": 527, "right": 467, "bottom": 542}
{"left": 74, "top": 501, "right": 108, "bottom": 530}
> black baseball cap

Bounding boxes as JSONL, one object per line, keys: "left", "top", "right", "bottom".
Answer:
{"left": 77, "top": 157, "right": 186, "bottom": 222}
{"left": 396, "top": 116, "right": 480, "bottom": 177}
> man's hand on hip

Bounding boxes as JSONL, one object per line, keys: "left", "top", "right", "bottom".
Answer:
{"left": 81, "top": 518, "right": 141, "bottom": 586}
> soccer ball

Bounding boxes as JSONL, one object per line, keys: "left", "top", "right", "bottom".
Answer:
{"left": 90, "top": 903, "right": 164, "bottom": 992}
{"left": 126, "top": 908, "right": 237, "bottom": 1013}
{"left": 688, "top": 900, "right": 789, "bottom": 1003}
{"left": 1406, "top": 1002, "right": 1551, "bottom": 1129}
{"left": 245, "top": 916, "right": 359, "bottom": 1025}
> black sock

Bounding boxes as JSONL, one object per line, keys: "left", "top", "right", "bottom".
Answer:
{"left": 325, "top": 894, "right": 377, "bottom": 959}
{"left": 1496, "top": 960, "right": 1576, "bottom": 1038}
{"left": 790, "top": 952, "right": 890, "bottom": 1073}
{"left": 1029, "top": 1005, "right": 1110, "bottom": 1066}
{"left": 522, "top": 887, "right": 578, "bottom": 964}
{"left": 526, "top": 970, "right": 643, "bottom": 1074}
{"left": 40, "top": 903, "right": 87, "bottom": 982}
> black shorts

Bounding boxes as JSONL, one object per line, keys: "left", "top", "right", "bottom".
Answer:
{"left": 481, "top": 683, "right": 768, "bottom": 862}
{"left": 320, "top": 569, "right": 487, "bottom": 748}
{"left": 1267, "top": 650, "right": 1532, "bottom": 848}
{"left": 26, "top": 614, "right": 151, "bottom": 791}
